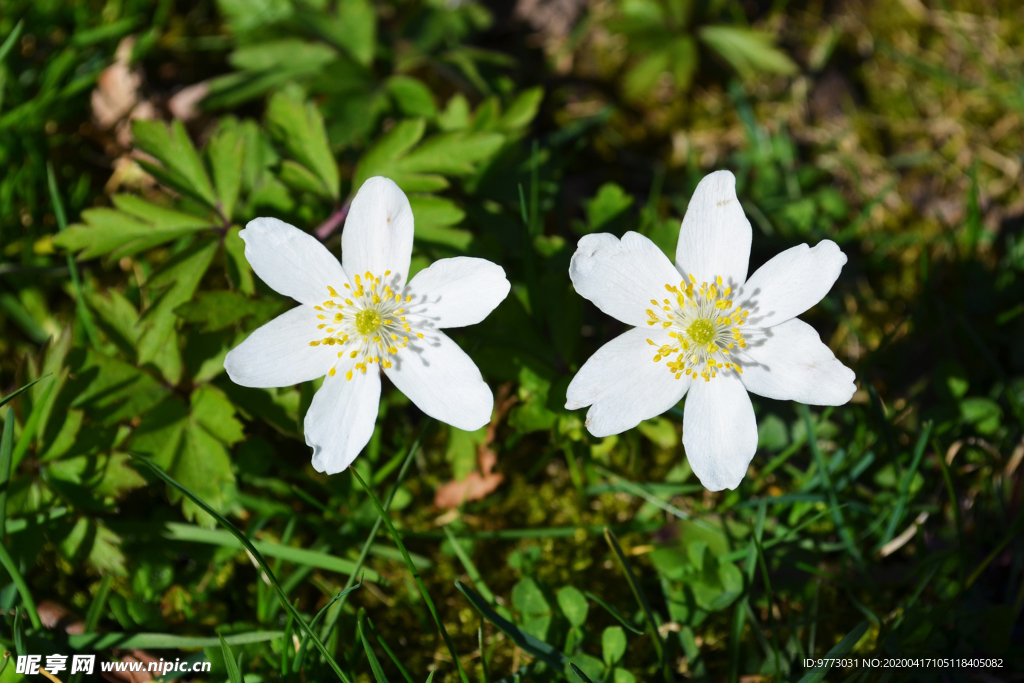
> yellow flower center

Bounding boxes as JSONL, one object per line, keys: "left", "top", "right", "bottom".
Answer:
{"left": 308, "top": 270, "right": 425, "bottom": 380}
{"left": 645, "top": 274, "right": 749, "bottom": 382}
{"left": 355, "top": 308, "right": 382, "bottom": 335}
{"left": 686, "top": 319, "right": 714, "bottom": 345}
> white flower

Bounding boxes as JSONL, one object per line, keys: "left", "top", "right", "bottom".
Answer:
{"left": 565, "top": 170, "right": 855, "bottom": 491}
{"left": 224, "top": 177, "right": 511, "bottom": 474}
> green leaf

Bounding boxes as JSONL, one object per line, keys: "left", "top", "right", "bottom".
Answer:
{"left": 132, "top": 120, "right": 218, "bottom": 207}
{"left": 332, "top": 0, "right": 376, "bottom": 65}
{"left": 556, "top": 586, "right": 588, "bottom": 628}
{"left": 55, "top": 201, "right": 215, "bottom": 260}
{"left": 131, "top": 390, "right": 238, "bottom": 527}
{"left": 137, "top": 238, "right": 219, "bottom": 377}
{"left": 583, "top": 183, "right": 633, "bottom": 233}
{"left": 86, "top": 290, "right": 140, "bottom": 358}
{"left": 175, "top": 290, "right": 282, "bottom": 333}
{"left": 623, "top": 49, "right": 670, "bottom": 100}
{"left": 208, "top": 123, "right": 245, "bottom": 220}
{"left": 602, "top": 626, "right": 627, "bottom": 666}
{"left": 224, "top": 227, "right": 255, "bottom": 295}
{"left": 445, "top": 426, "right": 486, "bottom": 481}
{"left": 387, "top": 76, "right": 438, "bottom": 120}
{"left": 229, "top": 39, "right": 337, "bottom": 73}
{"left": 698, "top": 26, "right": 798, "bottom": 78}
{"left": 266, "top": 92, "right": 339, "bottom": 200}
{"left": 499, "top": 87, "right": 543, "bottom": 131}
{"left": 569, "top": 663, "right": 597, "bottom": 683}
{"left": 456, "top": 580, "right": 567, "bottom": 668}
{"left": 512, "top": 577, "right": 551, "bottom": 641}
{"left": 46, "top": 452, "right": 147, "bottom": 498}
{"left": 57, "top": 517, "right": 127, "bottom": 575}
{"left": 353, "top": 119, "right": 427, "bottom": 189}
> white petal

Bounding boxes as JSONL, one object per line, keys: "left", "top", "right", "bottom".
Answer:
{"left": 737, "top": 319, "right": 855, "bottom": 405}
{"left": 406, "top": 257, "right": 511, "bottom": 329}
{"left": 241, "top": 217, "right": 347, "bottom": 307}
{"left": 383, "top": 331, "right": 492, "bottom": 430}
{"left": 682, "top": 374, "right": 758, "bottom": 491}
{"left": 735, "top": 240, "right": 846, "bottom": 328}
{"left": 305, "top": 368, "right": 381, "bottom": 475}
{"left": 224, "top": 306, "right": 334, "bottom": 388}
{"left": 675, "top": 170, "right": 752, "bottom": 289}
{"left": 569, "top": 232, "right": 683, "bottom": 327}
{"left": 566, "top": 327, "right": 690, "bottom": 437}
{"left": 342, "top": 177, "right": 415, "bottom": 288}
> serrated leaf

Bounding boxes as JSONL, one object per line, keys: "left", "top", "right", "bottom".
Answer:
{"left": 70, "top": 350, "right": 171, "bottom": 426}
{"left": 698, "top": 26, "right": 797, "bottom": 78}
{"left": 191, "top": 385, "right": 245, "bottom": 445}
{"left": 132, "top": 395, "right": 237, "bottom": 528}
{"left": 208, "top": 124, "right": 245, "bottom": 220}
{"left": 175, "top": 290, "right": 282, "bottom": 332}
{"left": 224, "top": 227, "right": 255, "bottom": 295}
{"left": 137, "top": 238, "right": 218, "bottom": 373}
{"left": 353, "top": 118, "right": 426, "bottom": 189}
{"left": 58, "top": 517, "right": 127, "bottom": 575}
{"left": 499, "top": 86, "right": 543, "bottom": 131}
{"left": 396, "top": 132, "right": 504, "bottom": 175}
{"left": 46, "top": 452, "right": 146, "bottom": 498}
{"left": 387, "top": 75, "right": 438, "bottom": 119}
{"left": 229, "top": 39, "right": 337, "bottom": 73}
{"left": 86, "top": 290, "right": 140, "bottom": 358}
{"left": 132, "top": 120, "right": 218, "bottom": 207}
{"left": 265, "top": 93, "right": 339, "bottom": 200}
{"left": 55, "top": 204, "right": 214, "bottom": 260}
{"left": 332, "top": 0, "right": 376, "bottom": 65}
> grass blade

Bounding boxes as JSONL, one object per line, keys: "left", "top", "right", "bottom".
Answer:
{"left": 0, "top": 408, "right": 13, "bottom": 536}
{"left": 322, "top": 420, "right": 433, "bottom": 643}
{"left": 220, "top": 634, "right": 245, "bottom": 683}
{"left": 163, "top": 522, "right": 380, "bottom": 580}
{"left": 83, "top": 574, "right": 114, "bottom": 632}
{"left": 444, "top": 525, "right": 497, "bottom": 606}
{"left": 569, "top": 664, "right": 595, "bottom": 682}
{"left": 879, "top": 421, "right": 933, "bottom": 548}
{"left": 367, "top": 616, "right": 415, "bottom": 683}
{"left": 582, "top": 591, "right": 643, "bottom": 635}
{"left": 455, "top": 580, "right": 566, "bottom": 668}
{"left": 603, "top": 528, "right": 664, "bottom": 666}
{"left": 800, "top": 405, "right": 863, "bottom": 568}
{"left": 0, "top": 20, "right": 24, "bottom": 64}
{"left": 47, "top": 163, "right": 100, "bottom": 347}
{"left": 69, "top": 630, "right": 281, "bottom": 650}
{"left": 359, "top": 616, "right": 393, "bottom": 683}
{"left": 295, "top": 584, "right": 362, "bottom": 673}
{"left": 0, "top": 542, "right": 41, "bottom": 629}
{"left": 133, "top": 455, "right": 353, "bottom": 683}
{"left": 350, "top": 466, "right": 470, "bottom": 683}
{"left": 797, "top": 621, "right": 868, "bottom": 683}
{"left": 0, "top": 375, "right": 50, "bottom": 410}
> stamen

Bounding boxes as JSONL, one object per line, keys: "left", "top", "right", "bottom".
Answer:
{"left": 646, "top": 273, "right": 748, "bottom": 382}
